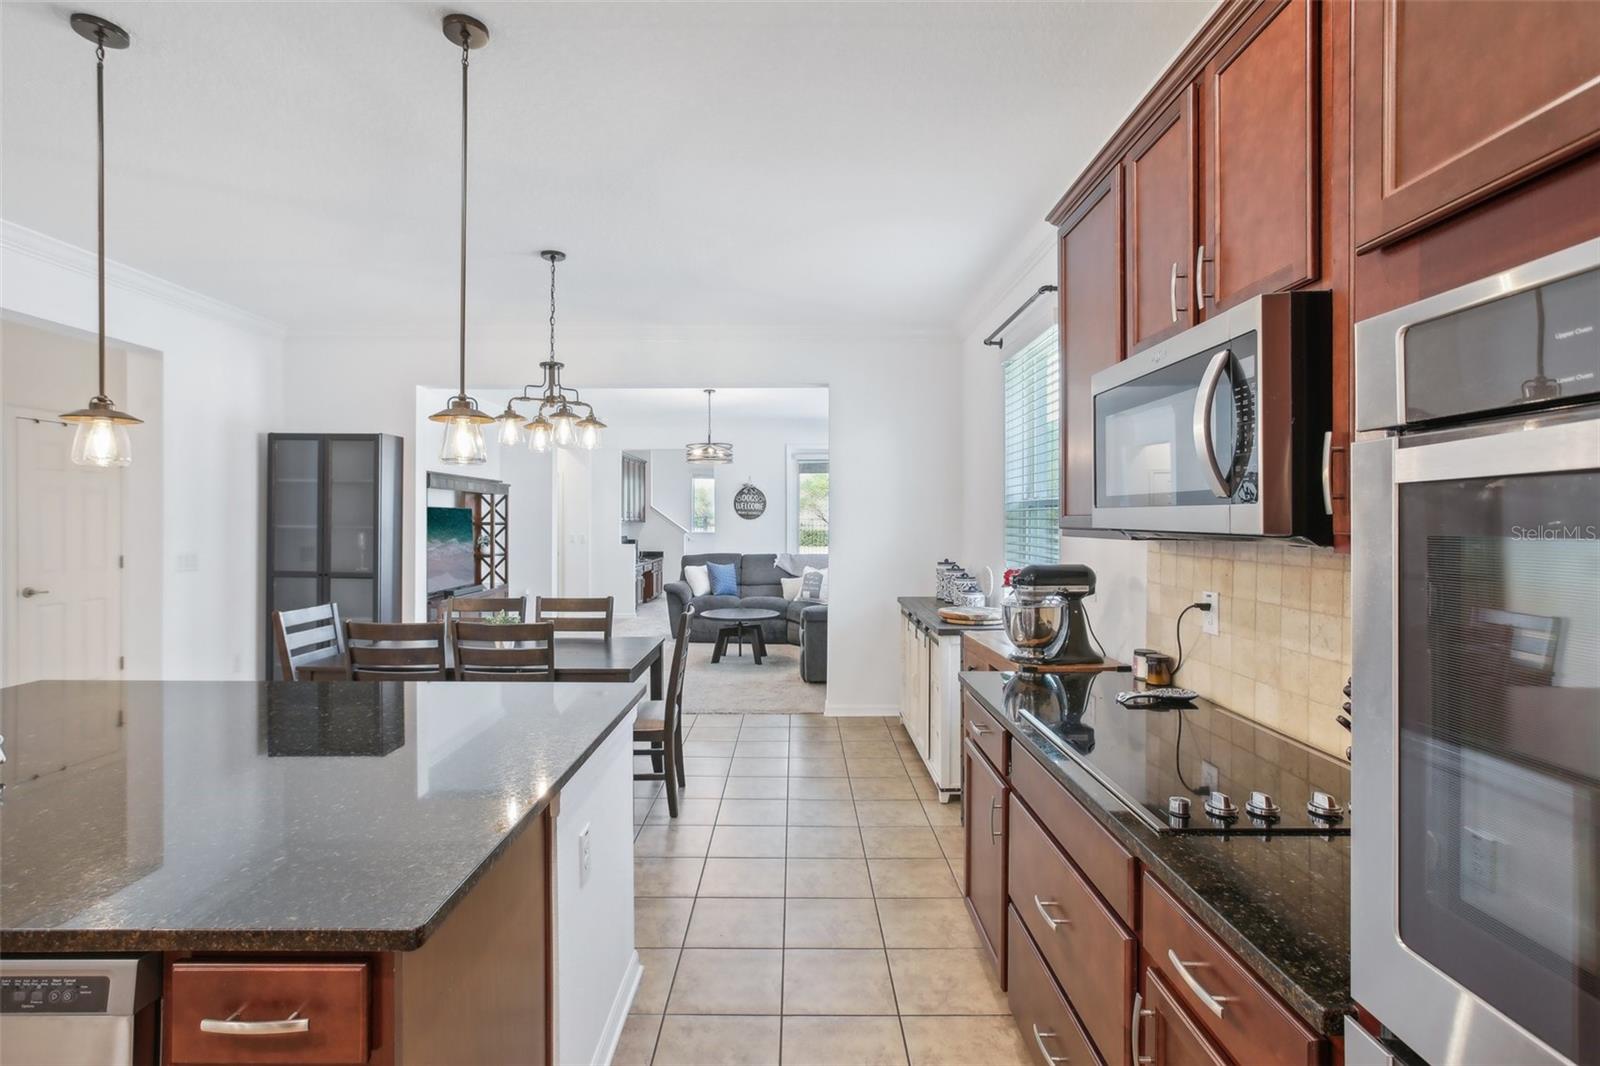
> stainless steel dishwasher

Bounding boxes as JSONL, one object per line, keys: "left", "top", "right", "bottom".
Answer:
{"left": 0, "top": 956, "right": 160, "bottom": 1065}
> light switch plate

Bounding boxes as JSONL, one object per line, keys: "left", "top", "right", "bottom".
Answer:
{"left": 1200, "top": 591, "right": 1220, "bottom": 635}
{"left": 578, "top": 824, "right": 592, "bottom": 886}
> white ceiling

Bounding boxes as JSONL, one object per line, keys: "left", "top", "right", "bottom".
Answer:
{"left": 1, "top": 2, "right": 1210, "bottom": 334}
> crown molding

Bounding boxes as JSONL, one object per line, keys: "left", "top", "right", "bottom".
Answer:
{"left": 1, "top": 220, "right": 287, "bottom": 339}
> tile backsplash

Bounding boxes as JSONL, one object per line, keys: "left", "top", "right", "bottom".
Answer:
{"left": 1146, "top": 541, "right": 1351, "bottom": 759}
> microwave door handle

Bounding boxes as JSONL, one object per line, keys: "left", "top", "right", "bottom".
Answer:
{"left": 1192, "top": 348, "right": 1234, "bottom": 499}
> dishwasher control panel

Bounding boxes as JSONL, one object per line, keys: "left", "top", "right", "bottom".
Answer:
{"left": 1, "top": 975, "right": 111, "bottom": 1013}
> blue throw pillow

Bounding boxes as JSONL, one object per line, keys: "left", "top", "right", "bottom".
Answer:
{"left": 706, "top": 561, "right": 739, "bottom": 596}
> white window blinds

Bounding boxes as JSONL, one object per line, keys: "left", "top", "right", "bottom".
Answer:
{"left": 1003, "top": 325, "right": 1061, "bottom": 569}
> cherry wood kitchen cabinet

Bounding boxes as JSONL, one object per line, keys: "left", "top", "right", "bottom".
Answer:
{"left": 1137, "top": 968, "right": 1230, "bottom": 1066}
{"left": 1124, "top": 89, "right": 1198, "bottom": 354}
{"left": 1351, "top": 0, "right": 1600, "bottom": 253}
{"left": 1057, "top": 170, "right": 1124, "bottom": 523}
{"left": 962, "top": 737, "right": 1008, "bottom": 983}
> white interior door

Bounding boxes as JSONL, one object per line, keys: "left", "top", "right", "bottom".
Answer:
{"left": 10, "top": 416, "right": 123, "bottom": 682}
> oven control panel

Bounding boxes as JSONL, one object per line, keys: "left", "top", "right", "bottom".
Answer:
{"left": 0, "top": 975, "right": 111, "bottom": 1013}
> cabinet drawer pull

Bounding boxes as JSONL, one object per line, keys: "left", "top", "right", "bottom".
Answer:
{"left": 967, "top": 719, "right": 992, "bottom": 736}
{"left": 1032, "top": 1024, "right": 1070, "bottom": 1064}
{"left": 200, "top": 1008, "right": 310, "bottom": 1035}
{"left": 1033, "top": 896, "right": 1070, "bottom": 931}
{"left": 1167, "top": 949, "right": 1233, "bottom": 1017}
{"left": 989, "top": 797, "right": 1003, "bottom": 841}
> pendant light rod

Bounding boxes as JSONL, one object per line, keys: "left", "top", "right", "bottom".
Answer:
{"left": 456, "top": 25, "right": 469, "bottom": 399}
{"left": 95, "top": 35, "right": 107, "bottom": 398}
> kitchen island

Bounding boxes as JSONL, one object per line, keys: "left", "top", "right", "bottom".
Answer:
{"left": 0, "top": 679, "right": 645, "bottom": 1065}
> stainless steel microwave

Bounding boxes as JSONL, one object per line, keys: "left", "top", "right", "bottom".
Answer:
{"left": 1089, "top": 291, "right": 1333, "bottom": 543}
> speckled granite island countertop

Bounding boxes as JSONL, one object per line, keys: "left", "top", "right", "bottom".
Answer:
{"left": 0, "top": 679, "right": 642, "bottom": 954}
{"left": 959, "top": 670, "right": 1351, "bottom": 1037}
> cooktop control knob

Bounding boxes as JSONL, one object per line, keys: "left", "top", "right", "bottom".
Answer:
{"left": 1245, "top": 791, "right": 1281, "bottom": 821}
{"left": 1307, "top": 790, "right": 1344, "bottom": 819}
{"left": 1203, "top": 791, "right": 1237, "bottom": 820}
{"left": 1167, "top": 796, "right": 1191, "bottom": 818}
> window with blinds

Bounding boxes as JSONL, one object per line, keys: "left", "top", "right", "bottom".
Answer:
{"left": 1003, "top": 325, "right": 1061, "bottom": 569}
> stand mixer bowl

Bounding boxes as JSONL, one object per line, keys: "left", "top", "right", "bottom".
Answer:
{"left": 1002, "top": 590, "right": 1069, "bottom": 663}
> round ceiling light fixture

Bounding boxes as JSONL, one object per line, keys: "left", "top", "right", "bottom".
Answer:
{"left": 686, "top": 388, "right": 733, "bottom": 464}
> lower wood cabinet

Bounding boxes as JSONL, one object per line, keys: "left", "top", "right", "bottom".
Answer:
{"left": 961, "top": 738, "right": 1008, "bottom": 980}
{"left": 1137, "top": 968, "right": 1228, "bottom": 1066}
{"left": 167, "top": 961, "right": 371, "bottom": 1065}
{"left": 1007, "top": 905, "right": 1104, "bottom": 1066}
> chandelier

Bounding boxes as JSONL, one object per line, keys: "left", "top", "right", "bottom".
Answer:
{"left": 496, "top": 251, "right": 607, "bottom": 452}
{"left": 685, "top": 388, "right": 733, "bottom": 464}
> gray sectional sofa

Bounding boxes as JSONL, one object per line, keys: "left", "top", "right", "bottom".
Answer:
{"left": 664, "top": 553, "right": 829, "bottom": 683}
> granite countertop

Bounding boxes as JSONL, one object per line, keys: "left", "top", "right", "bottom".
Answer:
{"left": 897, "top": 596, "right": 1002, "bottom": 635}
{"left": 959, "top": 670, "right": 1351, "bottom": 1037}
{"left": 0, "top": 679, "right": 642, "bottom": 954}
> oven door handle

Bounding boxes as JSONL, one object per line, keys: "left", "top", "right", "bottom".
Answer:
{"left": 1192, "top": 348, "right": 1235, "bottom": 499}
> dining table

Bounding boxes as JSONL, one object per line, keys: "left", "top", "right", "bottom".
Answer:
{"left": 296, "top": 634, "right": 666, "bottom": 699}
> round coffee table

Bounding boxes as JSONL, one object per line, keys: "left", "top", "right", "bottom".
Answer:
{"left": 700, "top": 607, "right": 781, "bottom": 664}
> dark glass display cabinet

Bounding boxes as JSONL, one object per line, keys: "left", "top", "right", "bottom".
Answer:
{"left": 265, "top": 434, "right": 403, "bottom": 679}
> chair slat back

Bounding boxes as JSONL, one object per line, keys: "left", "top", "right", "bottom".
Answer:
{"left": 346, "top": 621, "right": 447, "bottom": 681}
{"left": 662, "top": 605, "right": 695, "bottom": 733}
{"left": 445, "top": 594, "right": 529, "bottom": 622}
{"left": 536, "top": 595, "right": 614, "bottom": 637}
{"left": 274, "top": 603, "right": 346, "bottom": 681}
{"left": 452, "top": 620, "right": 555, "bottom": 681}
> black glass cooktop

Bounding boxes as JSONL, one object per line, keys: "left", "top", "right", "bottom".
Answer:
{"left": 1000, "top": 671, "right": 1350, "bottom": 835}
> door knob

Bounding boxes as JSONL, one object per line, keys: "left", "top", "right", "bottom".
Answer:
{"left": 20, "top": 587, "right": 51, "bottom": 598}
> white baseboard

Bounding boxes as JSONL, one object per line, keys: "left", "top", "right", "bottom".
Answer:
{"left": 823, "top": 701, "right": 899, "bottom": 718}
{"left": 593, "top": 950, "right": 642, "bottom": 1066}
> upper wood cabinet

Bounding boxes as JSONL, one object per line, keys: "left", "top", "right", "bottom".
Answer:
{"left": 1124, "top": 89, "right": 1198, "bottom": 353}
{"left": 1057, "top": 170, "right": 1123, "bottom": 522}
{"left": 1201, "top": 0, "right": 1319, "bottom": 312}
{"left": 1352, "top": 0, "right": 1600, "bottom": 251}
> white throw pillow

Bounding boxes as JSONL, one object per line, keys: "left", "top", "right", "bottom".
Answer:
{"left": 800, "top": 566, "right": 829, "bottom": 602}
{"left": 781, "top": 576, "right": 803, "bottom": 601}
{"left": 684, "top": 565, "right": 711, "bottom": 597}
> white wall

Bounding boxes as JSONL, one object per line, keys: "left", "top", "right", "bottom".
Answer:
{"left": 283, "top": 327, "right": 959, "bottom": 715}
{"left": 501, "top": 441, "right": 557, "bottom": 602}
{"left": 0, "top": 222, "right": 285, "bottom": 682}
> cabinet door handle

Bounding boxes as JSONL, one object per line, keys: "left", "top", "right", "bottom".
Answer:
{"left": 1167, "top": 948, "right": 1233, "bottom": 1017}
{"left": 989, "top": 796, "right": 1003, "bottom": 841}
{"left": 1195, "top": 244, "right": 1208, "bottom": 309}
{"left": 1032, "top": 1024, "right": 1070, "bottom": 1064}
{"left": 200, "top": 1008, "right": 310, "bottom": 1035}
{"left": 1321, "top": 430, "right": 1334, "bottom": 516}
{"left": 1131, "top": 992, "right": 1155, "bottom": 1065}
{"left": 1170, "top": 262, "right": 1180, "bottom": 322}
{"left": 1033, "top": 896, "right": 1070, "bottom": 931}
{"left": 967, "top": 719, "right": 992, "bottom": 737}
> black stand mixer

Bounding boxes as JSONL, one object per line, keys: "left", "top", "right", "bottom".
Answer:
{"left": 1005, "top": 564, "right": 1104, "bottom": 667}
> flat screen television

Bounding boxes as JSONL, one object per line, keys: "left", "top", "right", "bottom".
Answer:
{"left": 426, "top": 506, "right": 477, "bottom": 594}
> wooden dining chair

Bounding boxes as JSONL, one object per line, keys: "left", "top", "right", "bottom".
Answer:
{"left": 444, "top": 593, "right": 529, "bottom": 622}
{"left": 451, "top": 620, "right": 555, "bottom": 681}
{"left": 345, "top": 621, "right": 448, "bottom": 681}
{"left": 535, "top": 595, "right": 614, "bottom": 638}
{"left": 272, "top": 603, "right": 346, "bottom": 681}
{"left": 634, "top": 606, "right": 693, "bottom": 816}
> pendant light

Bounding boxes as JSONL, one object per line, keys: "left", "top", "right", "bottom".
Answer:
{"left": 61, "top": 13, "right": 140, "bottom": 468}
{"left": 500, "top": 251, "right": 607, "bottom": 452}
{"left": 686, "top": 389, "right": 734, "bottom": 464}
{"left": 428, "top": 14, "right": 493, "bottom": 465}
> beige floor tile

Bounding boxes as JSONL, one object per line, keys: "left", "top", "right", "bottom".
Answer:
{"left": 612, "top": 1013, "right": 662, "bottom": 1066}
{"left": 734, "top": 740, "right": 791, "bottom": 758}
{"left": 690, "top": 727, "right": 743, "bottom": 742}
{"left": 932, "top": 826, "right": 964, "bottom": 862}
{"left": 846, "top": 757, "right": 911, "bottom": 778}
{"left": 859, "top": 825, "right": 943, "bottom": 859}
{"left": 634, "top": 798, "right": 656, "bottom": 824}
{"left": 686, "top": 897, "right": 786, "bottom": 948}
{"left": 709, "top": 825, "right": 787, "bottom": 858}
{"left": 909, "top": 776, "right": 940, "bottom": 801}
{"left": 716, "top": 798, "right": 789, "bottom": 826}
{"left": 635, "top": 857, "right": 705, "bottom": 897}
{"left": 723, "top": 776, "right": 789, "bottom": 799}
{"left": 875, "top": 899, "right": 982, "bottom": 948}
{"left": 729, "top": 757, "right": 790, "bottom": 777}
{"left": 789, "top": 757, "right": 850, "bottom": 777}
{"left": 739, "top": 726, "right": 791, "bottom": 741}
{"left": 790, "top": 721, "right": 840, "bottom": 735}
{"left": 788, "top": 799, "right": 859, "bottom": 826}
{"left": 946, "top": 855, "right": 965, "bottom": 882}
{"left": 647, "top": 798, "right": 723, "bottom": 825}
{"left": 786, "top": 857, "right": 873, "bottom": 897}
{"left": 636, "top": 897, "right": 695, "bottom": 948}
{"left": 780, "top": 1016, "right": 908, "bottom": 1066}
{"left": 785, "top": 898, "right": 884, "bottom": 948}
{"left": 789, "top": 777, "right": 854, "bottom": 800}
{"left": 783, "top": 949, "right": 898, "bottom": 1015}
{"left": 786, "top": 826, "right": 865, "bottom": 858}
{"left": 634, "top": 824, "right": 715, "bottom": 858}
{"left": 887, "top": 949, "right": 1009, "bottom": 1015}
{"left": 698, "top": 857, "right": 787, "bottom": 897}
{"left": 790, "top": 738, "right": 845, "bottom": 758}
{"left": 682, "top": 756, "right": 732, "bottom": 777}
{"left": 637, "top": 780, "right": 665, "bottom": 797}
{"left": 665, "top": 949, "right": 784, "bottom": 1014}
{"left": 682, "top": 776, "right": 728, "bottom": 799}
{"left": 856, "top": 800, "right": 931, "bottom": 827}
{"left": 850, "top": 776, "right": 918, "bottom": 800}
{"left": 686, "top": 739, "right": 736, "bottom": 757}
{"left": 633, "top": 948, "right": 680, "bottom": 1014}
{"left": 868, "top": 859, "right": 959, "bottom": 898}
{"left": 651, "top": 1014, "right": 781, "bottom": 1066}
{"left": 921, "top": 799, "right": 963, "bottom": 826}
{"left": 900, "top": 1017, "right": 1030, "bottom": 1066}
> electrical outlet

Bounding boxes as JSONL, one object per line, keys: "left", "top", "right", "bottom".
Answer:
{"left": 175, "top": 550, "right": 200, "bottom": 573}
{"left": 1201, "top": 591, "right": 1220, "bottom": 635}
{"left": 578, "top": 824, "right": 593, "bottom": 886}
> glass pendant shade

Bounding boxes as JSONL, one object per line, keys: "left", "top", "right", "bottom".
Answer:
{"left": 577, "top": 413, "right": 605, "bottom": 450}
{"left": 440, "top": 416, "right": 488, "bottom": 465}
{"left": 685, "top": 441, "right": 734, "bottom": 465}
{"left": 69, "top": 414, "right": 133, "bottom": 468}
{"left": 551, "top": 404, "right": 579, "bottom": 447}
{"left": 495, "top": 404, "right": 524, "bottom": 446}
{"left": 527, "top": 415, "right": 554, "bottom": 453}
